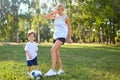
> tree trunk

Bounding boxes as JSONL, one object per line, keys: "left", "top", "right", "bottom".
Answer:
{"left": 112, "top": 23, "right": 116, "bottom": 44}
{"left": 16, "top": 29, "right": 19, "bottom": 43}
{"left": 38, "top": 24, "right": 40, "bottom": 43}
{"left": 89, "top": 26, "right": 92, "bottom": 43}
{"left": 79, "top": 26, "right": 82, "bottom": 43}
{"left": 106, "top": 22, "right": 109, "bottom": 45}
{"left": 100, "top": 27, "right": 103, "bottom": 43}
{"left": 83, "top": 24, "right": 86, "bottom": 43}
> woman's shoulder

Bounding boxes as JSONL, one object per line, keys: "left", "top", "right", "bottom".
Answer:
{"left": 64, "top": 14, "right": 70, "bottom": 21}
{"left": 64, "top": 14, "right": 68, "bottom": 17}
{"left": 64, "top": 14, "right": 69, "bottom": 19}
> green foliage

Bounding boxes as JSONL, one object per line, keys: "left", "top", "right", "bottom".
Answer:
{"left": 0, "top": 0, "right": 120, "bottom": 44}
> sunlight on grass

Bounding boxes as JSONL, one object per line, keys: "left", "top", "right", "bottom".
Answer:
{"left": 0, "top": 43, "right": 120, "bottom": 80}
{"left": 0, "top": 61, "right": 29, "bottom": 80}
{"left": 88, "top": 68, "right": 120, "bottom": 80}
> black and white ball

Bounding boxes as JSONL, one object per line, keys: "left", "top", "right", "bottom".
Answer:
{"left": 31, "top": 70, "right": 42, "bottom": 79}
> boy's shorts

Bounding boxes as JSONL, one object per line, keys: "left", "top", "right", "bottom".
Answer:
{"left": 27, "top": 56, "right": 38, "bottom": 66}
{"left": 53, "top": 38, "right": 65, "bottom": 45}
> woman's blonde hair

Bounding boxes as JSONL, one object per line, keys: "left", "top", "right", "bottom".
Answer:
{"left": 56, "top": 3, "right": 65, "bottom": 11}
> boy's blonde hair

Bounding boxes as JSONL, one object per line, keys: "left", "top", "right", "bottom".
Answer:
{"left": 28, "top": 30, "right": 36, "bottom": 37}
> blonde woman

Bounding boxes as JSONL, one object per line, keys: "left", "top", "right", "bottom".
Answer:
{"left": 44, "top": 3, "right": 72, "bottom": 76}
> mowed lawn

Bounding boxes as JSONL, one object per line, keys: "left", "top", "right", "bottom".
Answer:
{"left": 0, "top": 43, "right": 120, "bottom": 80}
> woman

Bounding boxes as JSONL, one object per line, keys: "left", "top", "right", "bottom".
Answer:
{"left": 44, "top": 3, "right": 72, "bottom": 76}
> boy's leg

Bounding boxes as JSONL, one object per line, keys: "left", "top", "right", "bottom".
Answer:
{"left": 27, "top": 66, "right": 34, "bottom": 78}
{"left": 32, "top": 57, "right": 38, "bottom": 70}
{"left": 27, "top": 60, "right": 32, "bottom": 72}
{"left": 28, "top": 66, "right": 32, "bottom": 72}
{"left": 34, "top": 65, "right": 38, "bottom": 70}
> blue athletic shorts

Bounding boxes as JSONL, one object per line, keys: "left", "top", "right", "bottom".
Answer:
{"left": 27, "top": 56, "right": 38, "bottom": 66}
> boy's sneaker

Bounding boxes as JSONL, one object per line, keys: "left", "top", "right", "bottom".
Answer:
{"left": 28, "top": 72, "right": 33, "bottom": 79}
{"left": 44, "top": 69, "right": 57, "bottom": 76}
{"left": 57, "top": 69, "right": 64, "bottom": 75}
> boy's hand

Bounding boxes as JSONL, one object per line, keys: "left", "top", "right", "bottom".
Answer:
{"left": 26, "top": 51, "right": 32, "bottom": 59}
{"left": 28, "top": 54, "right": 32, "bottom": 59}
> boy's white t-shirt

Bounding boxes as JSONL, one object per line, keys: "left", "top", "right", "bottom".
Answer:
{"left": 24, "top": 42, "right": 38, "bottom": 60}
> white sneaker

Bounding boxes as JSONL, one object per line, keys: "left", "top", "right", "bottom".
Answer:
{"left": 28, "top": 72, "right": 33, "bottom": 79}
{"left": 44, "top": 69, "right": 57, "bottom": 76}
{"left": 57, "top": 69, "right": 64, "bottom": 75}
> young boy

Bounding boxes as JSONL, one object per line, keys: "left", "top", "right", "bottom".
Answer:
{"left": 24, "top": 30, "right": 39, "bottom": 77}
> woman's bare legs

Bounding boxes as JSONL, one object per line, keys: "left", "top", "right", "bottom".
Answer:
{"left": 50, "top": 40, "right": 63, "bottom": 70}
{"left": 56, "top": 48, "right": 63, "bottom": 70}
{"left": 44, "top": 40, "right": 63, "bottom": 76}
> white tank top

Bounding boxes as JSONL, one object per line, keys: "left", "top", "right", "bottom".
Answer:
{"left": 54, "top": 14, "right": 68, "bottom": 39}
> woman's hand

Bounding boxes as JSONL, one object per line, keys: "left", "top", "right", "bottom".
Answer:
{"left": 52, "top": 9, "right": 58, "bottom": 14}
{"left": 66, "top": 37, "right": 73, "bottom": 44}
{"left": 44, "top": 10, "right": 58, "bottom": 19}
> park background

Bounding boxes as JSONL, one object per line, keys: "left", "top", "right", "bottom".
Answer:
{"left": 0, "top": 0, "right": 120, "bottom": 44}
{"left": 0, "top": 0, "right": 120, "bottom": 80}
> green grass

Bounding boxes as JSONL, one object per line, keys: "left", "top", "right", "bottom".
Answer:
{"left": 0, "top": 43, "right": 120, "bottom": 80}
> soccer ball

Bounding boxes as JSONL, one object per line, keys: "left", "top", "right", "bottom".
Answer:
{"left": 31, "top": 70, "right": 42, "bottom": 79}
